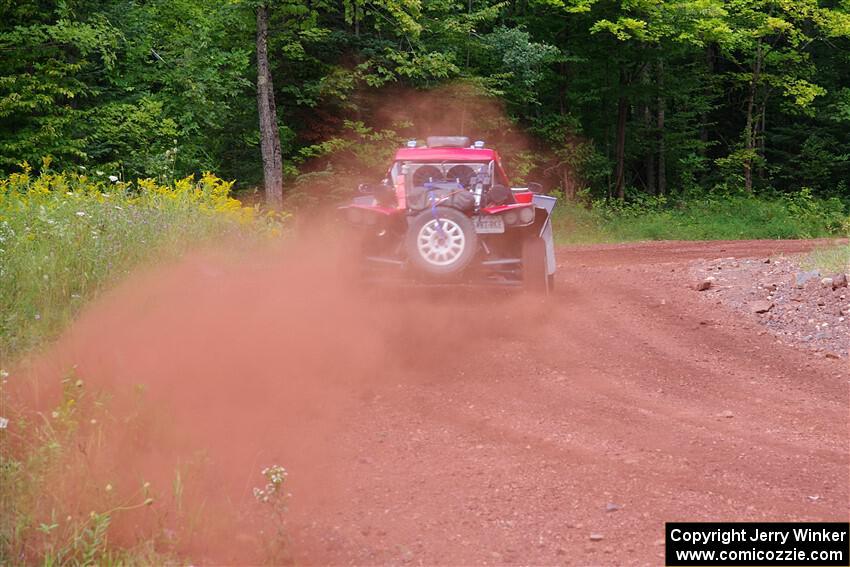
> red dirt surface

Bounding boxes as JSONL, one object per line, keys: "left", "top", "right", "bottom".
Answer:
{"left": 13, "top": 239, "right": 849, "bottom": 565}
{"left": 689, "top": 252, "right": 849, "bottom": 359}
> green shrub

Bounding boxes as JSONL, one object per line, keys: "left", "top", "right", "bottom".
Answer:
{"left": 0, "top": 163, "right": 280, "bottom": 356}
{"left": 553, "top": 189, "right": 849, "bottom": 244}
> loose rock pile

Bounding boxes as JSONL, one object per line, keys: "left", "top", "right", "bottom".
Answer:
{"left": 691, "top": 255, "right": 849, "bottom": 359}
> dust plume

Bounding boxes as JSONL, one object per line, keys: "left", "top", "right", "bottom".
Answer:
{"left": 292, "top": 81, "right": 557, "bottom": 207}
{"left": 9, "top": 234, "right": 543, "bottom": 564}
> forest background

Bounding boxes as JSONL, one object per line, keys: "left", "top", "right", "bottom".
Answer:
{"left": 3, "top": 0, "right": 850, "bottom": 237}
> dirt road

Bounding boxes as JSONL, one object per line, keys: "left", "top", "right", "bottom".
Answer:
{"left": 291, "top": 240, "right": 849, "bottom": 565}
{"left": 20, "top": 239, "right": 848, "bottom": 565}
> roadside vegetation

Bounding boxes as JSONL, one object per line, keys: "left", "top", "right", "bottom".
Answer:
{"left": 0, "top": 163, "right": 278, "bottom": 356}
{"left": 553, "top": 189, "right": 850, "bottom": 244}
{"left": 802, "top": 243, "right": 850, "bottom": 275}
{"left": 1, "top": 370, "right": 174, "bottom": 565}
{"left": 0, "top": 165, "right": 280, "bottom": 565}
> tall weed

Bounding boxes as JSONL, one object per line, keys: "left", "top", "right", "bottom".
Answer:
{"left": 0, "top": 163, "right": 280, "bottom": 355}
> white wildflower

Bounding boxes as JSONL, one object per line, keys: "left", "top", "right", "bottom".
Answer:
{"left": 76, "top": 211, "right": 86, "bottom": 217}
{"left": 0, "top": 370, "right": 8, "bottom": 379}
{"left": 108, "top": 175, "right": 119, "bottom": 182}
{"left": 254, "top": 465, "right": 289, "bottom": 504}
{"left": 96, "top": 170, "right": 104, "bottom": 176}
{"left": 0, "top": 417, "right": 8, "bottom": 429}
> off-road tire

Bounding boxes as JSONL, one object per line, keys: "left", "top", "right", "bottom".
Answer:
{"left": 406, "top": 207, "right": 478, "bottom": 278}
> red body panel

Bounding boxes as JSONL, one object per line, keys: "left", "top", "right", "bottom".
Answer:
{"left": 480, "top": 202, "right": 534, "bottom": 215}
{"left": 394, "top": 147, "right": 498, "bottom": 161}
{"left": 343, "top": 147, "right": 537, "bottom": 216}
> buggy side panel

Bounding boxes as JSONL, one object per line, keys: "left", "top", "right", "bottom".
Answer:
{"left": 533, "top": 194, "right": 557, "bottom": 276}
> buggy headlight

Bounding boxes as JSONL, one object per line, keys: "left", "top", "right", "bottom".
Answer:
{"left": 518, "top": 206, "right": 534, "bottom": 224}
{"left": 504, "top": 211, "right": 519, "bottom": 225}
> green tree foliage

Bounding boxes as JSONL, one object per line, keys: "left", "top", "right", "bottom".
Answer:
{"left": 0, "top": 2, "right": 119, "bottom": 168}
{"left": 1, "top": 0, "right": 850, "bottom": 203}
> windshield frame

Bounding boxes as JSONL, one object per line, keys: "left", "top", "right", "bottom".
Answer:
{"left": 390, "top": 160, "right": 502, "bottom": 188}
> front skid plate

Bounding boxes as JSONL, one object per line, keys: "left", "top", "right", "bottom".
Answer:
{"left": 360, "top": 256, "right": 523, "bottom": 287}
{"left": 361, "top": 276, "right": 523, "bottom": 289}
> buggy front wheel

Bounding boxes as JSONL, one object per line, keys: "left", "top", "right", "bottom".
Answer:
{"left": 405, "top": 207, "right": 478, "bottom": 278}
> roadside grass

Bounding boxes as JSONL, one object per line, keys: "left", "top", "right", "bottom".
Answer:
{"left": 1, "top": 371, "right": 177, "bottom": 565}
{"left": 553, "top": 189, "right": 849, "bottom": 244}
{"left": 801, "top": 244, "right": 850, "bottom": 275}
{"left": 0, "top": 164, "right": 280, "bottom": 356}
{"left": 0, "top": 165, "right": 282, "bottom": 565}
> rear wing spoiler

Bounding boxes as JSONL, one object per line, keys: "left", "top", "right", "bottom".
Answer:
{"left": 532, "top": 193, "right": 556, "bottom": 214}
{"left": 523, "top": 192, "right": 557, "bottom": 274}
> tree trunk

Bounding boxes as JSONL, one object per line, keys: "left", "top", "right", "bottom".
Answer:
{"left": 559, "top": 60, "right": 568, "bottom": 115}
{"left": 757, "top": 107, "right": 766, "bottom": 181}
{"left": 354, "top": 0, "right": 360, "bottom": 37}
{"left": 614, "top": 70, "right": 628, "bottom": 200}
{"left": 644, "top": 103, "right": 655, "bottom": 193}
{"left": 642, "top": 63, "right": 655, "bottom": 194}
{"left": 743, "top": 89, "right": 755, "bottom": 193}
{"left": 256, "top": 3, "right": 283, "bottom": 208}
{"left": 699, "top": 44, "right": 715, "bottom": 152}
{"left": 562, "top": 165, "right": 577, "bottom": 200}
{"left": 743, "top": 41, "right": 763, "bottom": 193}
{"left": 657, "top": 58, "right": 666, "bottom": 196}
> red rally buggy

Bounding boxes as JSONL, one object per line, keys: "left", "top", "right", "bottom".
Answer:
{"left": 340, "top": 136, "right": 557, "bottom": 292}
